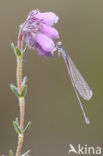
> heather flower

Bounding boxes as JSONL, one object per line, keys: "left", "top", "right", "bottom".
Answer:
{"left": 20, "top": 10, "right": 59, "bottom": 57}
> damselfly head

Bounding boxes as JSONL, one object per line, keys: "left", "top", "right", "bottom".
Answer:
{"left": 56, "top": 41, "right": 68, "bottom": 58}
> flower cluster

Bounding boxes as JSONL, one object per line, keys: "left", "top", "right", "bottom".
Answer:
{"left": 20, "top": 10, "right": 59, "bottom": 57}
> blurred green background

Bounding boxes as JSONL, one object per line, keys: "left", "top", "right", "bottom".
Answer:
{"left": 0, "top": 0, "right": 103, "bottom": 155}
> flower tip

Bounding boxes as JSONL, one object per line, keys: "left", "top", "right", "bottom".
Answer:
{"left": 55, "top": 15, "right": 59, "bottom": 24}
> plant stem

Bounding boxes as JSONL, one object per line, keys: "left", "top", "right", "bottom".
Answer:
{"left": 16, "top": 37, "right": 25, "bottom": 156}
{"left": 17, "top": 57, "right": 22, "bottom": 94}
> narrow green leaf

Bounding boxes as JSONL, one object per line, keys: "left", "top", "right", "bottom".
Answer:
{"left": 11, "top": 42, "right": 16, "bottom": 55}
{"left": 21, "top": 150, "right": 30, "bottom": 156}
{"left": 21, "top": 85, "right": 27, "bottom": 97}
{"left": 22, "top": 45, "right": 28, "bottom": 56}
{"left": 16, "top": 47, "right": 21, "bottom": 57}
{"left": 22, "top": 77, "right": 27, "bottom": 87}
{"left": 13, "top": 121, "right": 21, "bottom": 134}
{"left": 10, "top": 84, "right": 20, "bottom": 97}
{"left": 9, "top": 150, "right": 13, "bottom": 156}
{"left": 23, "top": 121, "right": 31, "bottom": 134}
{"left": 16, "top": 117, "right": 19, "bottom": 125}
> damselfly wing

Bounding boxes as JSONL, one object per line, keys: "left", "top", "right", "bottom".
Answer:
{"left": 57, "top": 43, "right": 93, "bottom": 124}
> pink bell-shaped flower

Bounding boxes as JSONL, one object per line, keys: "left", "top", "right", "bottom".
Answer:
{"left": 20, "top": 10, "right": 59, "bottom": 57}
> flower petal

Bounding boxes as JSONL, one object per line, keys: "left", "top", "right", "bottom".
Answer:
{"left": 35, "top": 12, "right": 59, "bottom": 26}
{"left": 40, "top": 24, "right": 59, "bottom": 39}
{"left": 34, "top": 33, "right": 56, "bottom": 53}
{"left": 33, "top": 45, "right": 53, "bottom": 57}
{"left": 25, "top": 33, "right": 35, "bottom": 48}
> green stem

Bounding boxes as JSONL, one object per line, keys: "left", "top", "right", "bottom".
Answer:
{"left": 16, "top": 30, "right": 25, "bottom": 156}
{"left": 16, "top": 56, "right": 25, "bottom": 156}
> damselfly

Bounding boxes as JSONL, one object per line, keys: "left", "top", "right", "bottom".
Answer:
{"left": 57, "top": 42, "right": 93, "bottom": 124}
